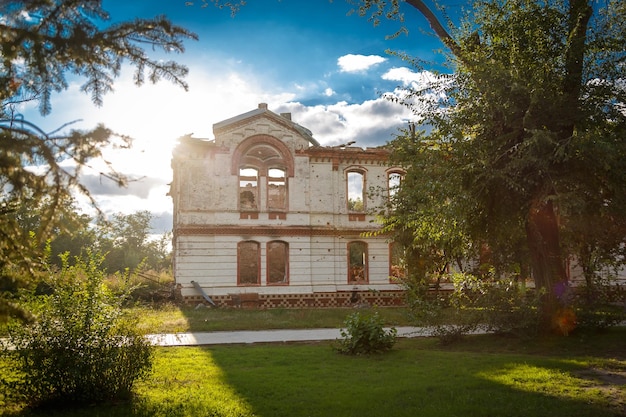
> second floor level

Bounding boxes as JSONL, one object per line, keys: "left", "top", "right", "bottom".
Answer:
{"left": 170, "top": 104, "right": 403, "bottom": 227}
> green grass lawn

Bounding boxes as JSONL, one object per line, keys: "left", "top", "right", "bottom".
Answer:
{"left": 129, "top": 303, "right": 414, "bottom": 334}
{"left": 3, "top": 328, "right": 625, "bottom": 417}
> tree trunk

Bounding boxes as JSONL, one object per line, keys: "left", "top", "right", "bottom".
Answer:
{"left": 525, "top": 197, "right": 569, "bottom": 332}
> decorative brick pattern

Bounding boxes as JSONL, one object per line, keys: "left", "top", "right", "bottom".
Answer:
{"left": 182, "top": 290, "right": 405, "bottom": 309}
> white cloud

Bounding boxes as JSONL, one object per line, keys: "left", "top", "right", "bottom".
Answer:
{"left": 382, "top": 67, "right": 453, "bottom": 117}
{"left": 337, "top": 54, "right": 387, "bottom": 73}
{"left": 18, "top": 62, "right": 295, "bottom": 217}
{"left": 18, "top": 59, "right": 419, "bottom": 223}
{"left": 382, "top": 67, "right": 440, "bottom": 87}
{"left": 277, "top": 98, "right": 414, "bottom": 147}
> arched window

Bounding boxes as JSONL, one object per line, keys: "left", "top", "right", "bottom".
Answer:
{"left": 239, "top": 167, "right": 259, "bottom": 211}
{"left": 348, "top": 241, "right": 368, "bottom": 283}
{"left": 347, "top": 170, "right": 365, "bottom": 212}
{"left": 233, "top": 136, "right": 294, "bottom": 214}
{"left": 388, "top": 171, "right": 403, "bottom": 198}
{"left": 267, "top": 168, "right": 287, "bottom": 211}
{"left": 238, "top": 241, "right": 260, "bottom": 285}
{"left": 267, "top": 240, "right": 288, "bottom": 285}
{"left": 389, "top": 242, "right": 407, "bottom": 282}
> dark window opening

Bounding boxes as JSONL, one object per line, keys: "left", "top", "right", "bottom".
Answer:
{"left": 238, "top": 241, "right": 260, "bottom": 285}
{"left": 389, "top": 242, "right": 407, "bottom": 282}
{"left": 267, "top": 241, "right": 288, "bottom": 284}
{"left": 348, "top": 241, "right": 368, "bottom": 283}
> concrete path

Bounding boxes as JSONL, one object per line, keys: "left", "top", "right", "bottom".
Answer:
{"left": 147, "top": 326, "right": 434, "bottom": 346}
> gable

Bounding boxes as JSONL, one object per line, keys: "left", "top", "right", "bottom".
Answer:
{"left": 212, "top": 103, "right": 319, "bottom": 150}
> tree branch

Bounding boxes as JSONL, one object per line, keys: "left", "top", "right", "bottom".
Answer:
{"left": 404, "top": 0, "right": 464, "bottom": 59}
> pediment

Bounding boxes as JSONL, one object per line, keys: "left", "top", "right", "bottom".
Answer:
{"left": 213, "top": 103, "right": 319, "bottom": 147}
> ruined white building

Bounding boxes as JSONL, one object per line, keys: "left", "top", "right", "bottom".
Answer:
{"left": 170, "top": 103, "right": 405, "bottom": 307}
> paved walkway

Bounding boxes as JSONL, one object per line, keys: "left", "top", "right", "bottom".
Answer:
{"left": 147, "top": 326, "right": 437, "bottom": 346}
{"left": 1, "top": 327, "right": 481, "bottom": 350}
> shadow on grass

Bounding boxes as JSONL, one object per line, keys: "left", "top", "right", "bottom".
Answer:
{"left": 5, "top": 329, "right": 625, "bottom": 417}
{"left": 2, "top": 347, "right": 253, "bottom": 417}
{"left": 206, "top": 335, "right": 625, "bottom": 417}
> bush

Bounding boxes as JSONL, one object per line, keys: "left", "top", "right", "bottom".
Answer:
{"left": 452, "top": 274, "right": 542, "bottom": 339}
{"left": 105, "top": 266, "right": 175, "bottom": 305}
{"left": 571, "top": 279, "right": 626, "bottom": 330}
{"left": 1, "top": 252, "right": 153, "bottom": 407}
{"left": 401, "top": 272, "right": 543, "bottom": 344}
{"left": 335, "top": 311, "right": 397, "bottom": 355}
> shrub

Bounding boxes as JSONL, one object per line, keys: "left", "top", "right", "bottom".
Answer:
{"left": 452, "top": 274, "right": 542, "bottom": 339}
{"left": 105, "top": 265, "right": 175, "bottom": 305}
{"left": 571, "top": 277, "right": 626, "bottom": 330}
{"left": 1, "top": 252, "right": 153, "bottom": 407}
{"left": 335, "top": 311, "right": 397, "bottom": 355}
{"left": 401, "top": 272, "right": 544, "bottom": 344}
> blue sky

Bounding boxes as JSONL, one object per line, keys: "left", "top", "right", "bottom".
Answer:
{"left": 19, "top": 0, "right": 465, "bottom": 232}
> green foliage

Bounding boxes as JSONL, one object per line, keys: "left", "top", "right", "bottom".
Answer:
{"left": 450, "top": 274, "right": 542, "bottom": 339}
{"left": 380, "top": 128, "right": 478, "bottom": 283}
{"left": 402, "top": 279, "right": 483, "bottom": 345}
{"left": 0, "top": 0, "right": 194, "bottom": 278}
{"left": 97, "top": 211, "right": 172, "bottom": 273}
{"left": 401, "top": 271, "right": 544, "bottom": 343}
{"left": 1, "top": 251, "right": 153, "bottom": 407}
{"left": 381, "top": 0, "right": 626, "bottom": 331}
{"left": 335, "top": 311, "right": 397, "bottom": 355}
{"left": 107, "top": 267, "right": 175, "bottom": 304}
{"left": 570, "top": 275, "right": 626, "bottom": 330}
{"left": 348, "top": 197, "right": 364, "bottom": 211}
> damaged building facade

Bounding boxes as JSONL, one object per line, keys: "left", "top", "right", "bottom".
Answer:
{"left": 170, "top": 103, "right": 405, "bottom": 307}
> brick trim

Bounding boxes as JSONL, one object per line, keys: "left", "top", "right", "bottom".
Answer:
{"left": 182, "top": 290, "right": 405, "bottom": 308}
{"left": 231, "top": 134, "right": 295, "bottom": 177}
{"left": 176, "top": 225, "right": 386, "bottom": 237}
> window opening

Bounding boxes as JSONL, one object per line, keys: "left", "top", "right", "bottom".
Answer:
{"left": 267, "top": 241, "right": 288, "bottom": 284}
{"left": 267, "top": 168, "right": 286, "bottom": 210}
{"left": 238, "top": 241, "right": 260, "bottom": 285}
{"left": 347, "top": 171, "right": 364, "bottom": 212}
{"left": 389, "top": 242, "right": 407, "bottom": 282}
{"left": 388, "top": 172, "right": 402, "bottom": 197}
{"left": 348, "top": 241, "right": 368, "bottom": 283}
{"left": 239, "top": 167, "right": 258, "bottom": 211}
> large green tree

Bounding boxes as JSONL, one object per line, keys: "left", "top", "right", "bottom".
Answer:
{"left": 376, "top": 0, "right": 626, "bottom": 330}
{"left": 0, "top": 0, "right": 196, "bottom": 272}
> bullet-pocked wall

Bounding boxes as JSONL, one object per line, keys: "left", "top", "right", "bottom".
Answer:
{"left": 170, "top": 103, "right": 405, "bottom": 307}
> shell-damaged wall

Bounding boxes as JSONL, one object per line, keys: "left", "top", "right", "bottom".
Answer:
{"left": 170, "top": 103, "right": 404, "bottom": 307}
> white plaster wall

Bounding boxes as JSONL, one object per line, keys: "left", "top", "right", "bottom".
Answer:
{"left": 172, "top": 110, "right": 400, "bottom": 298}
{"left": 175, "top": 233, "right": 398, "bottom": 297}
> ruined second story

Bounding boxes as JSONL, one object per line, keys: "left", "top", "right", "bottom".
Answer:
{"left": 170, "top": 103, "right": 402, "bottom": 232}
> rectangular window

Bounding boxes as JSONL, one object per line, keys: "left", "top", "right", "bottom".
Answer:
{"left": 239, "top": 168, "right": 259, "bottom": 211}
{"left": 267, "top": 168, "right": 286, "bottom": 211}
{"left": 238, "top": 241, "right": 260, "bottom": 285}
